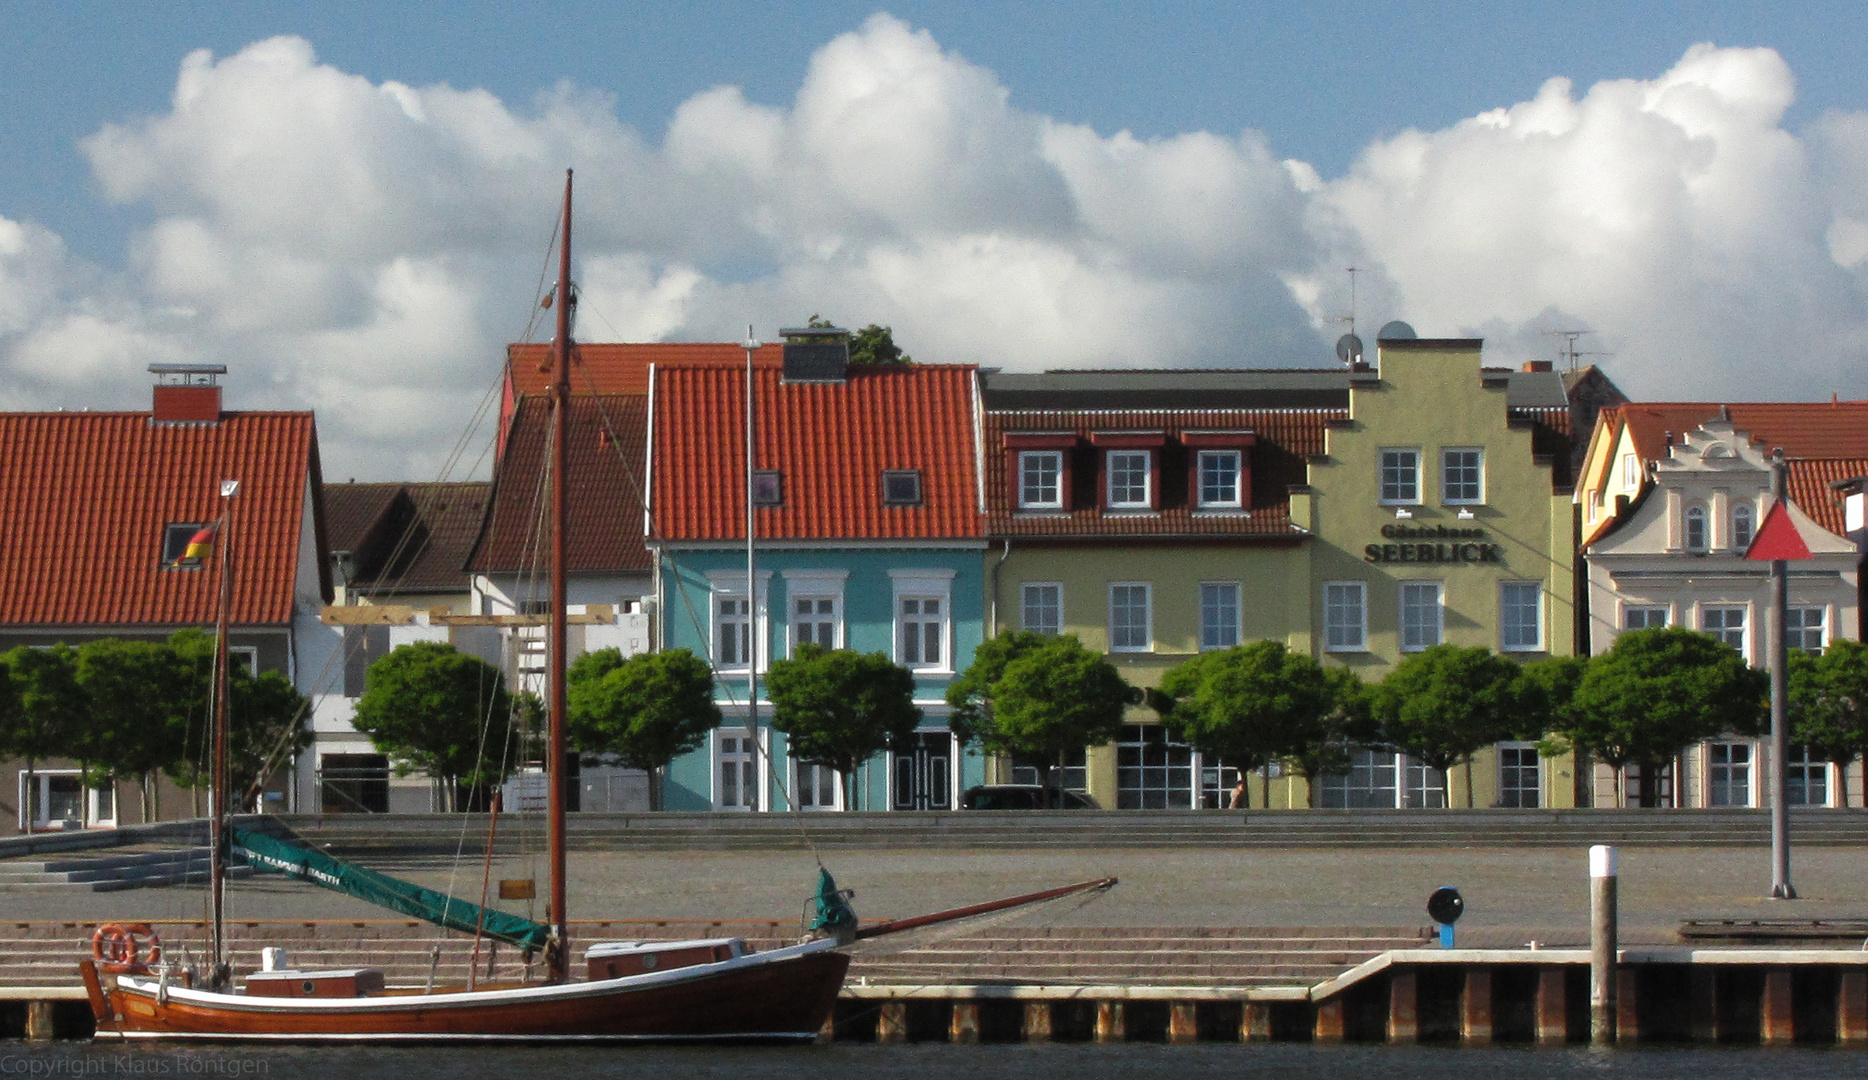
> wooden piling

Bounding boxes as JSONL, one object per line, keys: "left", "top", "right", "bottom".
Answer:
{"left": 1689, "top": 967, "right": 1717, "bottom": 1043}
{"left": 877, "top": 1001, "right": 907, "bottom": 1044}
{"left": 1095, "top": 1000, "right": 1125, "bottom": 1043}
{"left": 1839, "top": 971, "right": 1868, "bottom": 1045}
{"left": 1388, "top": 970, "right": 1418, "bottom": 1043}
{"left": 1615, "top": 968, "right": 1640, "bottom": 1046}
{"left": 1169, "top": 1001, "right": 1198, "bottom": 1044}
{"left": 24, "top": 999, "right": 55, "bottom": 1043}
{"left": 1313, "top": 998, "right": 1345, "bottom": 1043}
{"left": 1535, "top": 968, "right": 1567, "bottom": 1045}
{"left": 1022, "top": 1001, "right": 1052, "bottom": 1042}
{"left": 949, "top": 1001, "right": 979, "bottom": 1044}
{"left": 1240, "top": 1002, "right": 1273, "bottom": 1042}
{"left": 1591, "top": 845, "right": 1619, "bottom": 1046}
{"left": 1762, "top": 968, "right": 1794, "bottom": 1045}
{"left": 1461, "top": 968, "right": 1493, "bottom": 1046}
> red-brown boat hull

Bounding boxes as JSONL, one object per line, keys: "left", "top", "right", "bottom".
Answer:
{"left": 101, "top": 948, "right": 849, "bottom": 1042}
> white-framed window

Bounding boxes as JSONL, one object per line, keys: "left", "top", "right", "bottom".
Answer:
{"left": 791, "top": 596, "right": 839, "bottom": 651}
{"left": 792, "top": 760, "right": 840, "bottom": 811}
{"left": 1708, "top": 742, "right": 1752, "bottom": 807}
{"left": 1789, "top": 607, "right": 1826, "bottom": 653}
{"left": 1685, "top": 504, "right": 1708, "bottom": 552}
{"left": 1321, "top": 748, "right": 1445, "bottom": 808}
{"left": 716, "top": 596, "right": 752, "bottom": 669}
{"left": 1441, "top": 448, "right": 1484, "bottom": 505}
{"left": 1623, "top": 605, "right": 1669, "bottom": 631}
{"left": 1018, "top": 451, "right": 1063, "bottom": 510}
{"left": 715, "top": 730, "right": 759, "bottom": 811}
{"left": 19, "top": 770, "right": 115, "bottom": 830}
{"left": 1323, "top": 582, "right": 1367, "bottom": 652}
{"left": 1701, "top": 605, "right": 1747, "bottom": 657}
{"left": 1109, "top": 582, "right": 1152, "bottom": 652}
{"left": 1196, "top": 450, "right": 1243, "bottom": 509}
{"left": 1623, "top": 454, "right": 1641, "bottom": 488}
{"left": 1199, "top": 582, "right": 1240, "bottom": 651}
{"left": 1732, "top": 502, "right": 1755, "bottom": 551}
{"left": 1500, "top": 581, "right": 1543, "bottom": 652}
{"left": 1379, "top": 448, "right": 1420, "bottom": 505}
{"left": 1787, "top": 746, "right": 1830, "bottom": 807}
{"left": 1106, "top": 450, "right": 1152, "bottom": 509}
{"left": 890, "top": 569, "right": 955, "bottom": 672}
{"left": 1399, "top": 582, "right": 1443, "bottom": 651}
{"left": 1498, "top": 743, "right": 1541, "bottom": 808}
{"left": 1022, "top": 583, "right": 1062, "bottom": 635}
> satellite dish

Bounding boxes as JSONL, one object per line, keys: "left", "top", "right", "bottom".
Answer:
{"left": 1427, "top": 886, "right": 1464, "bottom": 925}
{"left": 1335, "top": 333, "right": 1364, "bottom": 366}
{"left": 1377, "top": 320, "right": 1418, "bottom": 341}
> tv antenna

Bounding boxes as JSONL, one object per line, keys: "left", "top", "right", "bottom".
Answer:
{"left": 1334, "top": 266, "right": 1364, "bottom": 366}
{"left": 1544, "top": 329, "right": 1609, "bottom": 373}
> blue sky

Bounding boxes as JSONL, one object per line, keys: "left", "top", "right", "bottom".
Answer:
{"left": 1, "top": 2, "right": 1865, "bottom": 478}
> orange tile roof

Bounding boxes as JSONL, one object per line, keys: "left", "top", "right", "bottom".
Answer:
{"left": 1611, "top": 402, "right": 1868, "bottom": 462}
{"left": 1788, "top": 458, "right": 1868, "bottom": 537}
{"left": 983, "top": 408, "right": 1334, "bottom": 539}
{"left": 506, "top": 342, "right": 784, "bottom": 398}
{"left": 651, "top": 364, "right": 982, "bottom": 542}
{"left": 0, "top": 411, "right": 326, "bottom": 626}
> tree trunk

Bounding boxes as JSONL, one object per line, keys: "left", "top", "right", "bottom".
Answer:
{"left": 1464, "top": 758, "right": 1475, "bottom": 809}
{"left": 21, "top": 759, "right": 34, "bottom": 834}
{"left": 844, "top": 766, "right": 857, "bottom": 813}
{"left": 1055, "top": 748, "right": 1067, "bottom": 810}
{"left": 647, "top": 766, "right": 663, "bottom": 812}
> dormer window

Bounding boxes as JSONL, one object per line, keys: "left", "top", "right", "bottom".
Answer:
{"left": 1018, "top": 452, "right": 1062, "bottom": 509}
{"left": 1197, "top": 451, "right": 1242, "bottom": 508}
{"left": 1184, "top": 430, "right": 1254, "bottom": 512}
{"left": 750, "top": 470, "right": 783, "bottom": 507}
{"left": 881, "top": 470, "right": 923, "bottom": 506}
{"left": 1106, "top": 451, "right": 1151, "bottom": 509}
{"left": 1685, "top": 504, "right": 1708, "bottom": 552}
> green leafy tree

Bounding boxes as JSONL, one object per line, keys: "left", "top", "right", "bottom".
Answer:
{"left": 949, "top": 632, "right": 1129, "bottom": 808}
{"left": 1282, "top": 666, "right": 1378, "bottom": 807}
{"left": 1153, "top": 642, "right": 1331, "bottom": 808}
{"left": 1789, "top": 640, "right": 1868, "bottom": 807}
{"left": 1, "top": 645, "right": 85, "bottom": 831}
{"left": 1371, "top": 645, "right": 1529, "bottom": 807}
{"left": 1551, "top": 627, "right": 1766, "bottom": 807}
{"left": 569, "top": 647, "right": 721, "bottom": 810}
{"left": 162, "top": 630, "right": 311, "bottom": 813}
{"left": 351, "top": 641, "right": 517, "bottom": 811}
{"left": 766, "top": 644, "right": 921, "bottom": 810}
{"left": 73, "top": 638, "right": 196, "bottom": 820}
{"left": 803, "top": 314, "right": 912, "bottom": 365}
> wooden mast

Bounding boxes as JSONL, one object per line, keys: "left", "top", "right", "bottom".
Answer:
{"left": 546, "top": 169, "right": 573, "bottom": 980}
{"left": 208, "top": 481, "right": 237, "bottom": 987}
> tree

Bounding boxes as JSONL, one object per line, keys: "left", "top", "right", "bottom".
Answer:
{"left": 1370, "top": 645, "right": 1528, "bottom": 807}
{"left": 1152, "top": 642, "right": 1331, "bottom": 808}
{"left": 766, "top": 644, "right": 921, "bottom": 810}
{"left": 1789, "top": 640, "right": 1868, "bottom": 807}
{"left": 569, "top": 647, "right": 721, "bottom": 810}
{"left": 73, "top": 637, "right": 196, "bottom": 820}
{"left": 0, "top": 645, "right": 85, "bottom": 831}
{"left": 158, "top": 630, "right": 310, "bottom": 814}
{"left": 803, "top": 314, "right": 912, "bottom": 366}
{"left": 1282, "top": 666, "right": 1378, "bottom": 807}
{"left": 1551, "top": 627, "right": 1766, "bottom": 807}
{"left": 949, "top": 632, "right": 1129, "bottom": 808}
{"left": 351, "top": 641, "right": 517, "bottom": 810}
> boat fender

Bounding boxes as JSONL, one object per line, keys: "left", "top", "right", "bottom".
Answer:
{"left": 93, "top": 923, "right": 162, "bottom": 974}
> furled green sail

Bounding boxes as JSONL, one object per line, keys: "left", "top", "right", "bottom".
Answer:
{"left": 233, "top": 829, "right": 550, "bottom": 952}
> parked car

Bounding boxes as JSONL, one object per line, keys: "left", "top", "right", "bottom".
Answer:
{"left": 960, "top": 784, "right": 1098, "bottom": 810}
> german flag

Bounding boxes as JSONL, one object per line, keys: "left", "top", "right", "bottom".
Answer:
{"left": 180, "top": 522, "right": 218, "bottom": 563}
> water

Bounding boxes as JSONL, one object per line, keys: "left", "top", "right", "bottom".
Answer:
{"left": 4, "top": 1042, "right": 1865, "bottom": 1080}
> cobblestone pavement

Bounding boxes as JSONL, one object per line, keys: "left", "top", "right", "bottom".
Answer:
{"left": 6, "top": 844, "right": 1866, "bottom": 943}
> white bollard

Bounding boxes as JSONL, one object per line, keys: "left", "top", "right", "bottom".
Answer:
{"left": 1590, "top": 845, "right": 1618, "bottom": 1046}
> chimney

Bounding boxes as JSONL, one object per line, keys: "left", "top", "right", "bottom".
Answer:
{"left": 149, "top": 363, "right": 226, "bottom": 424}
{"left": 777, "top": 326, "right": 849, "bottom": 383}
{"left": 1521, "top": 360, "right": 1552, "bottom": 373}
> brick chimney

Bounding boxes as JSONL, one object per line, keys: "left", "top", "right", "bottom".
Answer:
{"left": 149, "top": 363, "right": 225, "bottom": 424}
{"left": 1521, "top": 360, "right": 1553, "bottom": 373}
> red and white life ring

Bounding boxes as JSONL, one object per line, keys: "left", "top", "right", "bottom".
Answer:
{"left": 92, "top": 922, "right": 162, "bottom": 973}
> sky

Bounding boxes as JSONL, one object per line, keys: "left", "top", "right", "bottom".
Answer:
{"left": 2, "top": 1, "right": 1866, "bottom": 480}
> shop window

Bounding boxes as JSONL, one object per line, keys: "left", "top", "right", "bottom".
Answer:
{"left": 1105, "top": 450, "right": 1152, "bottom": 510}
{"left": 1498, "top": 744, "right": 1541, "bottom": 808}
{"left": 1441, "top": 448, "right": 1484, "bottom": 505}
{"left": 1709, "top": 742, "right": 1752, "bottom": 807}
{"left": 1116, "top": 725, "right": 1193, "bottom": 809}
{"left": 1022, "top": 583, "right": 1062, "bottom": 635}
{"left": 1196, "top": 450, "right": 1243, "bottom": 509}
{"left": 1685, "top": 504, "right": 1708, "bottom": 552}
{"left": 1731, "top": 502, "right": 1755, "bottom": 551}
{"left": 1017, "top": 451, "right": 1063, "bottom": 510}
{"left": 1379, "top": 449, "right": 1420, "bottom": 505}
{"left": 1622, "top": 606, "right": 1669, "bottom": 631}
{"left": 1399, "top": 582, "right": 1443, "bottom": 651}
{"left": 1788, "top": 608, "right": 1826, "bottom": 653}
{"left": 1786, "top": 746, "right": 1830, "bottom": 807}
{"left": 1701, "top": 605, "right": 1747, "bottom": 657}
{"left": 1011, "top": 747, "right": 1088, "bottom": 793}
{"left": 1109, "top": 583, "right": 1152, "bottom": 652}
{"left": 1199, "top": 582, "right": 1240, "bottom": 651}
{"left": 1323, "top": 582, "right": 1367, "bottom": 652}
{"left": 1500, "top": 581, "right": 1543, "bottom": 652}
{"left": 1320, "top": 748, "right": 1397, "bottom": 808}
{"left": 317, "top": 754, "right": 389, "bottom": 814}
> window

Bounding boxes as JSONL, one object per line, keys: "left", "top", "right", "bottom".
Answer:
{"left": 899, "top": 597, "right": 944, "bottom": 668}
{"left": 1701, "top": 605, "right": 1746, "bottom": 656}
{"left": 716, "top": 596, "right": 753, "bottom": 668}
{"left": 1106, "top": 451, "right": 1151, "bottom": 509}
{"left": 1732, "top": 502, "right": 1755, "bottom": 551}
{"left": 1323, "top": 582, "right": 1367, "bottom": 652}
{"left": 1320, "top": 748, "right": 1398, "bottom": 808}
{"left": 717, "top": 732, "right": 758, "bottom": 811}
{"left": 1709, "top": 742, "right": 1752, "bottom": 807}
{"left": 1788, "top": 607, "right": 1826, "bottom": 653}
{"left": 1441, "top": 448, "right": 1484, "bottom": 504}
{"left": 317, "top": 754, "right": 389, "bottom": 814}
{"left": 1685, "top": 504, "right": 1708, "bottom": 552}
{"left": 1379, "top": 449, "right": 1420, "bottom": 504}
{"left": 1011, "top": 747, "right": 1088, "bottom": 793}
{"left": 1199, "top": 583, "right": 1240, "bottom": 650}
{"left": 1500, "top": 581, "right": 1543, "bottom": 652}
{"left": 1018, "top": 451, "right": 1063, "bottom": 509}
{"left": 792, "top": 596, "right": 839, "bottom": 652}
{"left": 1623, "top": 455, "right": 1640, "bottom": 488}
{"left": 1109, "top": 583, "right": 1152, "bottom": 651}
{"left": 1022, "top": 583, "right": 1062, "bottom": 635}
{"left": 1402, "top": 757, "right": 1447, "bottom": 808}
{"left": 1196, "top": 450, "right": 1243, "bottom": 509}
{"left": 1116, "top": 725, "right": 1193, "bottom": 809}
{"left": 1400, "top": 582, "right": 1443, "bottom": 651}
{"left": 161, "top": 522, "right": 210, "bottom": 569}
{"left": 793, "top": 761, "right": 839, "bottom": 811}
{"left": 881, "top": 469, "right": 922, "bottom": 506}
{"left": 1623, "top": 606, "right": 1669, "bottom": 631}
{"left": 750, "top": 470, "right": 783, "bottom": 506}
{"left": 1498, "top": 744, "right": 1540, "bottom": 808}
{"left": 1786, "top": 746, "right": 1830, "bottom": 807}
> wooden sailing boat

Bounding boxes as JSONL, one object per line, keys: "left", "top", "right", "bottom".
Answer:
{"left": 76, "top": 172, "right": 1111, "bottom": 1042}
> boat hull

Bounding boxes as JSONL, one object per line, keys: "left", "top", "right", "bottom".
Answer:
{"left": 100, "top": 944, "right": 850, "bottom": 1042}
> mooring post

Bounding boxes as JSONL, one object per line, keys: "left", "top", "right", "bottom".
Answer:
{"left": 1838, "top": 971, "right": 1868, "bottom": 1044}
{"left": 949, "top": 1001, "right": 980, "bottom": 1045}
{"left": 1388, "top": 970, "right": 1418, "bottom": 1044}
{"left": 1168, "top": 1001, "right": 1198, "bottom": 1044}
{"left": 1095, "top": 1000, "right": 1125, "bottom": 1043}
{"left": 1313, "top": 998, "right": 1345, "bottom": 1043}
{"left": 1240, "top": 1002, "right": 1273, "bottom": 1042}
{"left": 24, "top": 999, "right": 55, "bottom": 1043}
{"left": 1535, "top": 968, "right": 1567, "bottom": 1045}
{"left": 1461, "top": 968, "right": 1494, "bottom": 1046}
{"left": 1762, "top": 968, "right": 1794, "bottom": 1045}
{"left": 877, "top": 1001, "right": 907, "bottom": 1044}
{"left": 1616, "top": 969, "right": 1640, "bottom": 1046}
{"left": 1022, "top": 1001, "right": 1052, "bottom": 1042}
{"left": 1590, "top": 844, "right": 1619, "bottom": 1046}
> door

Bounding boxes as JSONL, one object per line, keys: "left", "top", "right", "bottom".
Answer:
{"left": 717, "top": 731, "right": 759, "bottom": 811}
{"left": 892, "top": 732, "right": 953, "bottom": 811}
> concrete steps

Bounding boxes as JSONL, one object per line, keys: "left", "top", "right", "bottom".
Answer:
{"left": 0, "top": 847, "right": 259, "bottom": 892}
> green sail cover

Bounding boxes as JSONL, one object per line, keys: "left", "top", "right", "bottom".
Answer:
{"left": 233, "top": 829, "right": 550, "bottom": 952}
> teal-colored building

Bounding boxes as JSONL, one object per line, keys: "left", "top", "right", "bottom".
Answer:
{"left": 647, "top": 340, "right": 988, "bottom": 811}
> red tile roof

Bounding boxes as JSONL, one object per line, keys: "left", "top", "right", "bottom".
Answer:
{"left": 651, "top": 364, "right": 982, "bottom": 541}
{"left": 983, "top": 409, "right": 1335, "bottom": 539}
{"left": 1788, "top": 458, "right": 1868, "bottom": 538}
{"left": 0, "top": 411, "right": 326, "bottom": 626}
{"left": 326, "top": 481, "right": 491, "bottom": 593}
{"left": 1611, "top": 402, "right": 1868, "bottom": 462}
{"left": 467, "top": 396, "right": 652, "bottom": 573}
{"left": 506, "top": 342, "right": 783, "bottom": 398}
